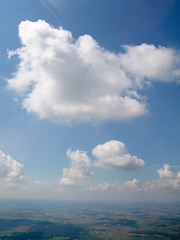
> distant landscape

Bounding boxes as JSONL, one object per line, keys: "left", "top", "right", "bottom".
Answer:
{"left": 0, "top": 200, "right": 179, "bottom": 239}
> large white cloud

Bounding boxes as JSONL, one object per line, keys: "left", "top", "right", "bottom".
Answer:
{"left": 60, "top": 149, "right": 93, "bottom": 186}
{"left": 92, "top": 140, "right": 145, "bottom": 170}
{"left": 0, "top": 150, "right": 24, "bottom": 183}
{"left": 7, "top": 20, "right": 180, "bottom": 124}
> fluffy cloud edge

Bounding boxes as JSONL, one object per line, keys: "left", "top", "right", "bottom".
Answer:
{"left": 0, "top": 150, "right": 24, "bottom": 184}
{"left": 59, "top": 149, "right": 93, "bottom": 186}
{"left": 92, "top": 140, "right": 145, "bottom": 170}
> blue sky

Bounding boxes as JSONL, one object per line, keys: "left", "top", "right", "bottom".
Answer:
{"left": 0, "top": 0, "right": 180, "bottom": 201}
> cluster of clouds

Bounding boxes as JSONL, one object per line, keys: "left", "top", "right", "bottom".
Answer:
{"left": 89, "top": 164, "right": 180, "bottom": 193}
{"left": 0, "top": 150, "right": 24, "bottom": 184}
{"left": 59, "top": 140, "right": 145, "bottom": 186}
{"left": 4, "top": 20, "right": 180, "bottom": 198}
{"left": 0, "top": 144, "right": 179, "bottom": 196}
{"left": 7, "top": 20, "right": 180, "bottom": 124}
{"left": 59, "top": 140, "right": 180, "bottom": 193}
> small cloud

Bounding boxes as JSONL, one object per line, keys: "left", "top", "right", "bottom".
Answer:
{"left": 13, "top": 98, "right": 19, "bottom": 102}
{"left": 124, "top": 178, "right": 141, "bottom": 191}
{"left": 0, "top": 150, "right": 24, "bottom": 183}
{"left": 157, "top": 164, "right": 175, "bottom": 179}
{"left": 59, "top": 149, "right": 93, "bottom": 186}
{"left": 92, "top": 140, "right": 145, "bottom": 170}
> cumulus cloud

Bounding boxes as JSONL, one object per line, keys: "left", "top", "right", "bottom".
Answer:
{"left": 138, "top": 164, "right": 180, "bottom": 192}
{"left": 147, "top": 164, "right": 180, "bottom": 191}
{"left": 92, "top": 140, "right": 145, "bottom": 170}
{"left": 120, "top": 44, "right": 180, "bottom": 84}
{"left": 60, "top": 140, "right": 144, "bottom": 186}
{"left": 0, "top": 150, "right": 24, "bottom": 183}
{"left": 60, "top": 149, "right": 93, "bottom": 186}
{"left": 157, "top": 164, "right": 175, "bottom": 179}
{"left": 123, "top": 178, "right": 140, "bottom": 190}
{"left": 7, "top": 20, "right": 180, "bottom": 124}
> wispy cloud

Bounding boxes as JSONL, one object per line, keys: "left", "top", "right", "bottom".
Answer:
{"left": 89, "top": 179, "right": 141, "bottom": 193}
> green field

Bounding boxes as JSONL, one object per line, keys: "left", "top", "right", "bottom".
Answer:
{"left": 0, "top": 200, "right": 179, "bottom": 239}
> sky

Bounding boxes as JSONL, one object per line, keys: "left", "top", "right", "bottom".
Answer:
{"left": 0, "top": 0, "right": 180, "bottom": 202}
